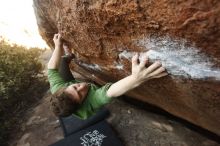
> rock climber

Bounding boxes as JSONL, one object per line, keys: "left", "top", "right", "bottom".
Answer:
{"left": 47, "top": 33, "right": 168, "bottom": 119}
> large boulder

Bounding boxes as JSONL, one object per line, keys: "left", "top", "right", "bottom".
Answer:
{"left": 33, "top": 0, "right": 220, "bottom": 135}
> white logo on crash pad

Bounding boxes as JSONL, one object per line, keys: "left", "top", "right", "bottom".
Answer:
{"left": 80, "top": 130, "right": 107, "bottom": 146}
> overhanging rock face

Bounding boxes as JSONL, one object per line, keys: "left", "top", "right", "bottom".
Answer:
{"left": 33, "top": 0, "right": 220, "bottom": 135}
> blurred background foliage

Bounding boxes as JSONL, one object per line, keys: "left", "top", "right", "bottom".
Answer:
{"left": 0, "top": 40, "right": 49, "bottom": 145}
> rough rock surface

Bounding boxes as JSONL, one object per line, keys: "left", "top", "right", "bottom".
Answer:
{"left": 33, "top": 0, "right": 220, "bottom": 135}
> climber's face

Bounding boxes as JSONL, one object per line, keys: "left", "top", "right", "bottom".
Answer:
{"left": 65, "top": 83, "right": 89, "bottom": 104}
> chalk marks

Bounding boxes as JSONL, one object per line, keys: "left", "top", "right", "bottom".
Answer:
{"left": 115, "top": 64, "right": 124, "bottom": 70}
{"left": 118, "top": 50, "right": 135, "bottom": 60}
{"left": 114, "top": 61, "right": 124, "bottom": 70}
{"left": 78, "top": 35, "right": 220, "bottom": 80}
{"left": 119, "top": 35, "right": 220, "bottom": 80}
{"left": 78, "top": 61, "right": 124, "bottom": 72}
{"left": 78, "top": 62, "right": 102, "bottom": 71}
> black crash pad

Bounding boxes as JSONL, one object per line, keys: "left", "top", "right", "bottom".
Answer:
{"left": 50, "top": 120, "right": 123, "bottom": 146}
{"left": 59, "top": 108, "right": 110, "bottom": 137}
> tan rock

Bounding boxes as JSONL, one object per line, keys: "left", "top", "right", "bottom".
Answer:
{"left": 33, "top": 0, "right": 220, "bottom": 135}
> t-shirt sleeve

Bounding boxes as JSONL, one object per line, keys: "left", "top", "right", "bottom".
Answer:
{"left": 90, "top": 83, "right": 113, "bottom": 110}
{"left": 47, "top": 69, "right": 66, "bottom": 94}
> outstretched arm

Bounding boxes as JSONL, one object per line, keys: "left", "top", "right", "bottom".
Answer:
{"left": 48, "top": 34, "right": 63, "bottom": 69}
{"left": 106, "top": 54, "right": 168, "bottom": 98}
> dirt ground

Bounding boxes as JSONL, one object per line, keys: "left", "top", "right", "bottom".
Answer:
{"left": 9, "top": 92, "right": 220, "bottom": 146}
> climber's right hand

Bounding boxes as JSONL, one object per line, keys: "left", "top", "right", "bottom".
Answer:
{"left": 53, "top": 33, "right": 62, "bottom": 48}
{"left": 131, "top": 53, "right": 168, "bottom": 84}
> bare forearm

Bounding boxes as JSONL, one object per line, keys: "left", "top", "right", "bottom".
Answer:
{"left": 106, "top": 53, "right": 167, "bottom": 98}
{"left": 47, "top": 46, "right": 63, "bottom": 69}
{"left": 106, "top": 75, "right": 142, "bottom": 98}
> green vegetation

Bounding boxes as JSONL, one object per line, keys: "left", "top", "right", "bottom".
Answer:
{"left": 0, "top": 40, "right": 48, "bottom": 145}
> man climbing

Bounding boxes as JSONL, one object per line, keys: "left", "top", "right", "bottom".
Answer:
{"left": 48, "top": 33, "right": 168, "bottom": 119}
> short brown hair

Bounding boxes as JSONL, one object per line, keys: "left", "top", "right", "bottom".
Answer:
{"left": 49, "top": 87, "right": 78, "bottom": 117}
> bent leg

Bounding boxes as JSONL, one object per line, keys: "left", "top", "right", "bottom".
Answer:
{"left": 59, "top": 55, "right": 75, "bottom": 81}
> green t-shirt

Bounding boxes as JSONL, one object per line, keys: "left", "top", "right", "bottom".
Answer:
{"left": 48, "top": 69, "right": 112, "bottom": 119}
